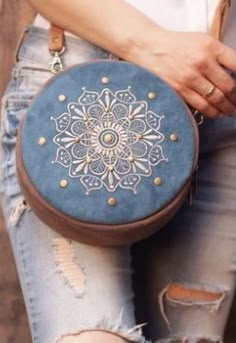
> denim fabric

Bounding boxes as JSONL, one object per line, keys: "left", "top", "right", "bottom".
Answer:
{"left": 133, "top": 90, "right": 236, "bottom": 342}
{"left": 20, "top": 60, "right": 196, "bottom": 224}
{"left": 133, "top": 143, "right": 236, "bottom": 342}
{"left": 1, "top": 26, "right": 236, "bottom": 343}
{"left": 0, "top": 27, "right": 146, "bottom": 343}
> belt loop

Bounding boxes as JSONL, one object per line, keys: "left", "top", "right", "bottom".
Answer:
{"left": 14, "top": 26, "right": 30, "bottom": 63}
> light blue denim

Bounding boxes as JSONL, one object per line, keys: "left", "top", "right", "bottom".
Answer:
{"left": 1, "top": 26, "right": 236, "bottom": 343}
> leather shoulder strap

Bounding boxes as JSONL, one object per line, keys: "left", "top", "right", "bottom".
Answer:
{"left": 49, "top": 24, "right": 64, "bottom": 53}
{"left": 209, "top": 0, "right": 230, "bottom": 40}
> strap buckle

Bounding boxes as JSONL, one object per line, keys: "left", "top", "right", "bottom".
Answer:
{"left": 50, "top": 47, "right": 65, "bottom": 74}
{"left": 192, "top": 109, "right": 204, "bottom": 126}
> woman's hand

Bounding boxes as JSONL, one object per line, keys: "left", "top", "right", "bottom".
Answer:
{"left": 129, "top": 30, "right": 236, "bottom": 118}
{"left": 27, "top": 0, "right": 236, "bottom": 118}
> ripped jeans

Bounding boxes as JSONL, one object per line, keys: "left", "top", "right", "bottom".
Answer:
{"left": 1, "top": 26, "right": 236, "bottom": 343}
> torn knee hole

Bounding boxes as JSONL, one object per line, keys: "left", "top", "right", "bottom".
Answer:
{"left": 55, "top": 315, "right": 146, "bottom": 342}
{"left": 56, "top": 332, "right": 81, "bottom": 343}
{"left": 8, "top": 197, "right": 30, "bottom": 226}
{"left": 158, "top": 283, "right": 226, "bottom": 332}
{"left": 52, "top": 238, "right": 86, "bottom": 297}
{"left": 165, "top": 283, "right": 224, "bottom": 305}
{"left": 56, "top": 331, "right": 130, "bottom": 342}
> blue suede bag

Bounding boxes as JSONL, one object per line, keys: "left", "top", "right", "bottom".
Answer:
{"left": 16, "top": 60, "right": 199, "bottom": 246}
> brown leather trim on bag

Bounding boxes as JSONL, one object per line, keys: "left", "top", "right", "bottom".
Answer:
{"left": 16, "top": 104, "right": 198, "bottom": 246}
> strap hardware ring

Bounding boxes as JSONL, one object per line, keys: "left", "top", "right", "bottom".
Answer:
{"left": 50, "top": 46, "right": 65, "bottom": 74}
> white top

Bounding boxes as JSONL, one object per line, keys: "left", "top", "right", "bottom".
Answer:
{"left": 34, "top": 0, "right": 236, "bottom": 49}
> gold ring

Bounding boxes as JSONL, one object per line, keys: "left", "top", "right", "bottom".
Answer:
{"left": 204, "top": 85, "right": 216, "bottom": 98}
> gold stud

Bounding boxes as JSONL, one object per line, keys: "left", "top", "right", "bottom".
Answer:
{"left": 86, "top": 157, "right": 92, "bottom": 164}
{"left": 60, "top": 179, "right": 68, "bottom": 188}
{"left": 108, "top": 165, "right": 114, "bottom": 171}
{"left": 104, "top": 133, "right": 113, "bottom": 143}
{"left": 148, "top": 92, "right": 157, "bottom": 100}
{"left": 137, "top": 134, "right": 143, "bottom": 140}
{"left": 101, "top": 76, "right": 109, "bottom": 84}
{"left": 154, "top": 177, "right": 162, "bottom": 186}
{"left": 74, "top": 137, "right": 80, "bottom": 143}
{"left": 170, "top": 133, "right": 178, "bottom": 142}
{"left": 108, "top": 197, "right": 117, "bottom": 206}
{"left": 128, "top": 115, "right": 133, "bottom": 120}
{"left": 128, "top": 156, "right": 134, "bottom": 162}
{"left": 58, "top": 94, "right": 66, "bottom": 102}
{"left": 37, "top": 137, "right": 47, "bottom": 145}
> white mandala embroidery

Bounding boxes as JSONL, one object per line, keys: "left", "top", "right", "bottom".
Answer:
{"left": 51, "top": 87, "right": 167, "bottom": 194}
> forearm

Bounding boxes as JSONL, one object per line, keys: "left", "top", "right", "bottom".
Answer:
{"left": 27, "top": 0, "right": 164, "bottom": 61}
{"left": 27, "top": 0, "right": 236, "bottom": 118}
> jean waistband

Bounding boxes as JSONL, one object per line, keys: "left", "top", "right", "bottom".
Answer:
{"left": 16, "top": 26, "right": 113, "bottom": 70}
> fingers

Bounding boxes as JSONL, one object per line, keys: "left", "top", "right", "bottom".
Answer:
{"left": 189, "top": 73, "right": 235, "bottom": 116}
{"left": 180, "top": 87, "right": 221, "bottom": 119}
{"left": 205, "top": 86, "right": 236, "bottom": 115}
{"left": 150, "top": 34, "right": 236, "bottom": 118}
{"left": 203, "top": 61, "right": 236, "bottom": 106}
{"left": 189, "top": 39, "right": 236, "bottom": 116}
{"left": 216, "top": 43, "right": 236, "bottom": 73}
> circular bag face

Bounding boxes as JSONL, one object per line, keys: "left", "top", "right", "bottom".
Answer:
{"left": 18, "top": 61, "right": 198, "bottom": 225}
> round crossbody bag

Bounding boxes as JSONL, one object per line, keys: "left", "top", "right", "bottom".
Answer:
{"left": 16, "top": 1, "right": 229, "bottom": 245}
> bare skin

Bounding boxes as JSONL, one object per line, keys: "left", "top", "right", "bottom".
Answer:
{"left": 58, "top": 331, "right": 129, "bottom": 343}
{"left": 26, "top": 0, "right": 236, "bottom": 116}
